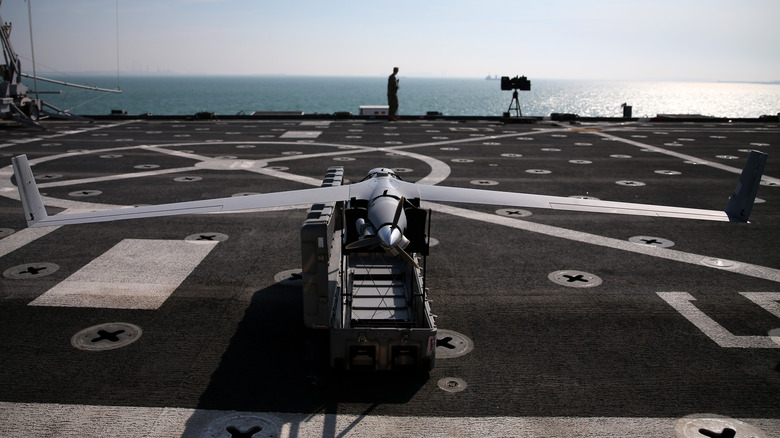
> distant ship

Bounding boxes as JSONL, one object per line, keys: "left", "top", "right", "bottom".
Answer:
{"left": 485, "top": 74, "right": 500, "bottom": 80}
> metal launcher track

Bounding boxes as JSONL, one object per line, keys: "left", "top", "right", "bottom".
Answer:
{"left": 300, "top": 167, "right": 437, "bottom": 371}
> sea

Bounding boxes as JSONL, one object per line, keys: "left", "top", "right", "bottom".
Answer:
{"left": 22, "top": 75, "right": 780, "bottom": 119}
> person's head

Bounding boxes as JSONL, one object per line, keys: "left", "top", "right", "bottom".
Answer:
{"left": 393, "top": 67, "right": 399, "bottom": 74}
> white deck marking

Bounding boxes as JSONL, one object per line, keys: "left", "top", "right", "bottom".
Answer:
{"left": 36, "top": 167, "right": 199, "bottom": 189}
{"left": 0, "top": 226, "right": 62, "bottom": 258}
{"left": 657, "top": 292, "right": 780, "bottom": 348}
{"left": 0, "top": 121, "right": 137, "bottom": 151}
{"left": 280, "top": 130, "right": 322, "bottom": 139}
{"left": 299, "top": 120, "right": 332, "bottom": 126}
{"left": 425, "top": 202, "right": 780, "bottom": 283}
{"left": 28, "top": 239, "right": 218, "bottom": 310}
{"left": 595, "top": 131, "right": 780, "bottom": 185}
{"left": 739, "top": 292, "right": 780, "bottom": 318}
{"left": 0, "top": 402, "right": 777, "bottom": 437}
{"left": 1, "top": 125, "right": 777, "bottom": 283}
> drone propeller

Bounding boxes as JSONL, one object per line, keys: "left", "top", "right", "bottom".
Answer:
{"left": 345, "top": 196, "right": 421, "bottom": 269}
{"left": 391, "top": 195, "right": 405, "bottom": 230}
{"left": 396, "top": 245, "right": 421, "bottom": 270}
{"left": 345, "top": 236, "right": 379, "bottom": 250}
{"left": 384, "top": 196, "right": 421, "bottom": 269}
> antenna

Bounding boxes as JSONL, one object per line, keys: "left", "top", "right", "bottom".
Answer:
{"left": 27, "top": 0, "right": 39, "bottom": 100}
{"left": 115, "top": 0, "right": 121, "bottom": 91}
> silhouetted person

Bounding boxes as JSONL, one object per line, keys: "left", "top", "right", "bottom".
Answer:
{"left": 387, "top": 67, "right": 399, "bottom": 121}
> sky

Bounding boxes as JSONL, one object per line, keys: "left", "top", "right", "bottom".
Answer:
{"left": 2, "top": 0, "right": 779, "bottom": 81}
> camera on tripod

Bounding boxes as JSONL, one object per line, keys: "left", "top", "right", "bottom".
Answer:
{"left": 501, "top": 75, "right": 531, "bottom": 117}
{"left": 500, "top": 76, "right": 531, "bottom": 91}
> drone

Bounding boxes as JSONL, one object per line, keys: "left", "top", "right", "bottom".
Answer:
{"left": 11, "top": 151, "right": 767, "bottom": 268}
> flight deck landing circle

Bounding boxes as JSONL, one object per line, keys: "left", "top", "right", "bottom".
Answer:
{"left": 4, "top": 262, "right": 60, "bottom": 279}
{"left": 437, "top": 377, "right": 468, "bottom": 393}
{"left": 548, "top": 270, "right": 603, "bottom": 288}
{"left": 496, "top": 208, "right": 532, "bottom": 218}
{"left": 69, "top": 190, "right": 102, "bottom": 197}
{"left": 436, "top": 329, "right": 474, "bottom": 359}
{"left": 0, "top": 140, "right": 453, "bottom": 217}
{"left": 202, "top": 412, "right": 283, "bottom": 438}
{"left": 185, "top": 232, "right": 229, "bottom": 242}
{"left": 275, "top": 269, "right": 303, "bottom": 287}
{"left": 674, "top": 414, "right": 767, "bottom": 438}
{"left": 629, "top": 236, "right": 675, "bottom": 248}
{"left": 71, "top": 322, "right": 142, "bottom": 351}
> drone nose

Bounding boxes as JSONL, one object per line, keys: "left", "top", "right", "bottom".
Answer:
{"left": 377, "top": 225, "right": 401, "bottom": 248}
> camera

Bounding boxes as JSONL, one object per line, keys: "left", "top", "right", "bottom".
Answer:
{"left": 500, "top": 76, "right": 531, "bottom": 91}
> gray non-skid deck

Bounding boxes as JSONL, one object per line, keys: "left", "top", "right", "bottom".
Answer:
{"left": 0, "top": 117, "right": 778, "bottom": 437}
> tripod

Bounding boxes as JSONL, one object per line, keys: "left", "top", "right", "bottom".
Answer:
{"left": 506, "top": 90, "right": 522, "bottom": 117}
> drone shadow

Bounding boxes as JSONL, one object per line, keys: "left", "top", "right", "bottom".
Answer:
{"left": 192, "top": 281, "right": 428, "bottom": 415}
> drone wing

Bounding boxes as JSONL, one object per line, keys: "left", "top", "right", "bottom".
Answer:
{"left": 397, "top": 150, "right": 767, "bottom": 223}
{"left": 12, "top": 155, "right": 371, "bottom": 228}
{"left": 12, "top": 149, "right": 766, "bottom": 227}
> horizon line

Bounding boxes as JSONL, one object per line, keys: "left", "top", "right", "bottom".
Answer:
{"left": 21, "top": 71, "right": 780, "bottom": 84}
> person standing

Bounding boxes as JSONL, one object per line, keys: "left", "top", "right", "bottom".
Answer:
{"left": 387, "top": 67, "right": 399, "bottom": 121}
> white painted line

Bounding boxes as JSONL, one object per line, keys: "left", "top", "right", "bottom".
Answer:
{"left": 0, "top": 121, "right": 137, "bottom": 151}
{"left": 393, "top": 129, "right": 549, "bottom": 151}
{"left": 28, "top": 239, "right": 218, "bottom": 310}
{"left": 594, "top": 131, "right": 780, "bottom": 185}
{"left": 299, "top": 120, "right": 332, "bottom": 126}
{"left": 657, "top": 292, "right": 779, "bottom": 348}
{"left": 0, "top": 226, "right": 62, "bottom": 258}
{"left": 280, "top": 130, "right": 322, "bottom": 139}
{"left": 262, "top": 143, "right": 375, "bottom": 163}
{"left": 425, "top": 202, "right": 780, "bottom": 283}
{"left": 36, "top": 167, "right": 199, "bottom": 189}
{"left": 1, "top": 401, "right": 777, "bottom": 437}
{"left": 740, "top": 292, "right": 780, "bottom": 318}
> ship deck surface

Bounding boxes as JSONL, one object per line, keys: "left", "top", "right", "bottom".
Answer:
{"left": 1, "top": 117, "right": 778, "bottom": 437}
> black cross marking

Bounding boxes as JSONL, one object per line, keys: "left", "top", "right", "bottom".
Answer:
{"left": 641, "top": 238, "right": 661, "bottom": 245}
{"left": 506, "top": 210, "right": 524, "bottom": 215}
{"left": 91, "top": 329, "right": 125, "bottom": 343}
{"left": 19, "top": 266, "right": 47, "bottom": 276}
{"left": 698, "top": 428, "right": 736, "bottom": 438}
{"left": 475, "top": 181, "right": 492, "bottom": 185}
{"left": 563, "top": 274, "right": 588, "bottom": 283}
{"left": 197, "top": 235, "right": 216, "bottom": 241}
{"left": 437, "top": 336, "right": 456, "bottom": 349}
{"left": 226, "top": 426, "right": 262, "bottom": 438}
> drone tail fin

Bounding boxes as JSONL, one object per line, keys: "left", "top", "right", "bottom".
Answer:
{"left": 725, "top": 150, "right": 768, "bottom": 223}
{"left": 11, "top": 155, "right": 48, "bottom": 227}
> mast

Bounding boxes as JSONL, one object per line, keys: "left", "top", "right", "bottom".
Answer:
{"left": 0, "top": 1, "right": 120, "bottom": 127}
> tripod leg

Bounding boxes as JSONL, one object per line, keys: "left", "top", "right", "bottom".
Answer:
{"left": 508, "top": 90, "right": 522, "bottom": 117}
{"left": 506, "top": 90, "right": 523, "bottom": 117}
{"left": 509, "top": 96, "right": 521, "bottom": 117}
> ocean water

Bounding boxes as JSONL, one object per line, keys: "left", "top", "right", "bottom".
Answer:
{"left": 23, "top": 75, "right": 780, "bottom": 118}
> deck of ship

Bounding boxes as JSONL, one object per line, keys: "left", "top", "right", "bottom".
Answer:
{"left": 0, "top": 116, "right": 778, "bottom": 437}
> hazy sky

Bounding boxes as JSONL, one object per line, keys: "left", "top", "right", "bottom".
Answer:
{"left": 2, "top": 0, "right": 779, "bottom": 81}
